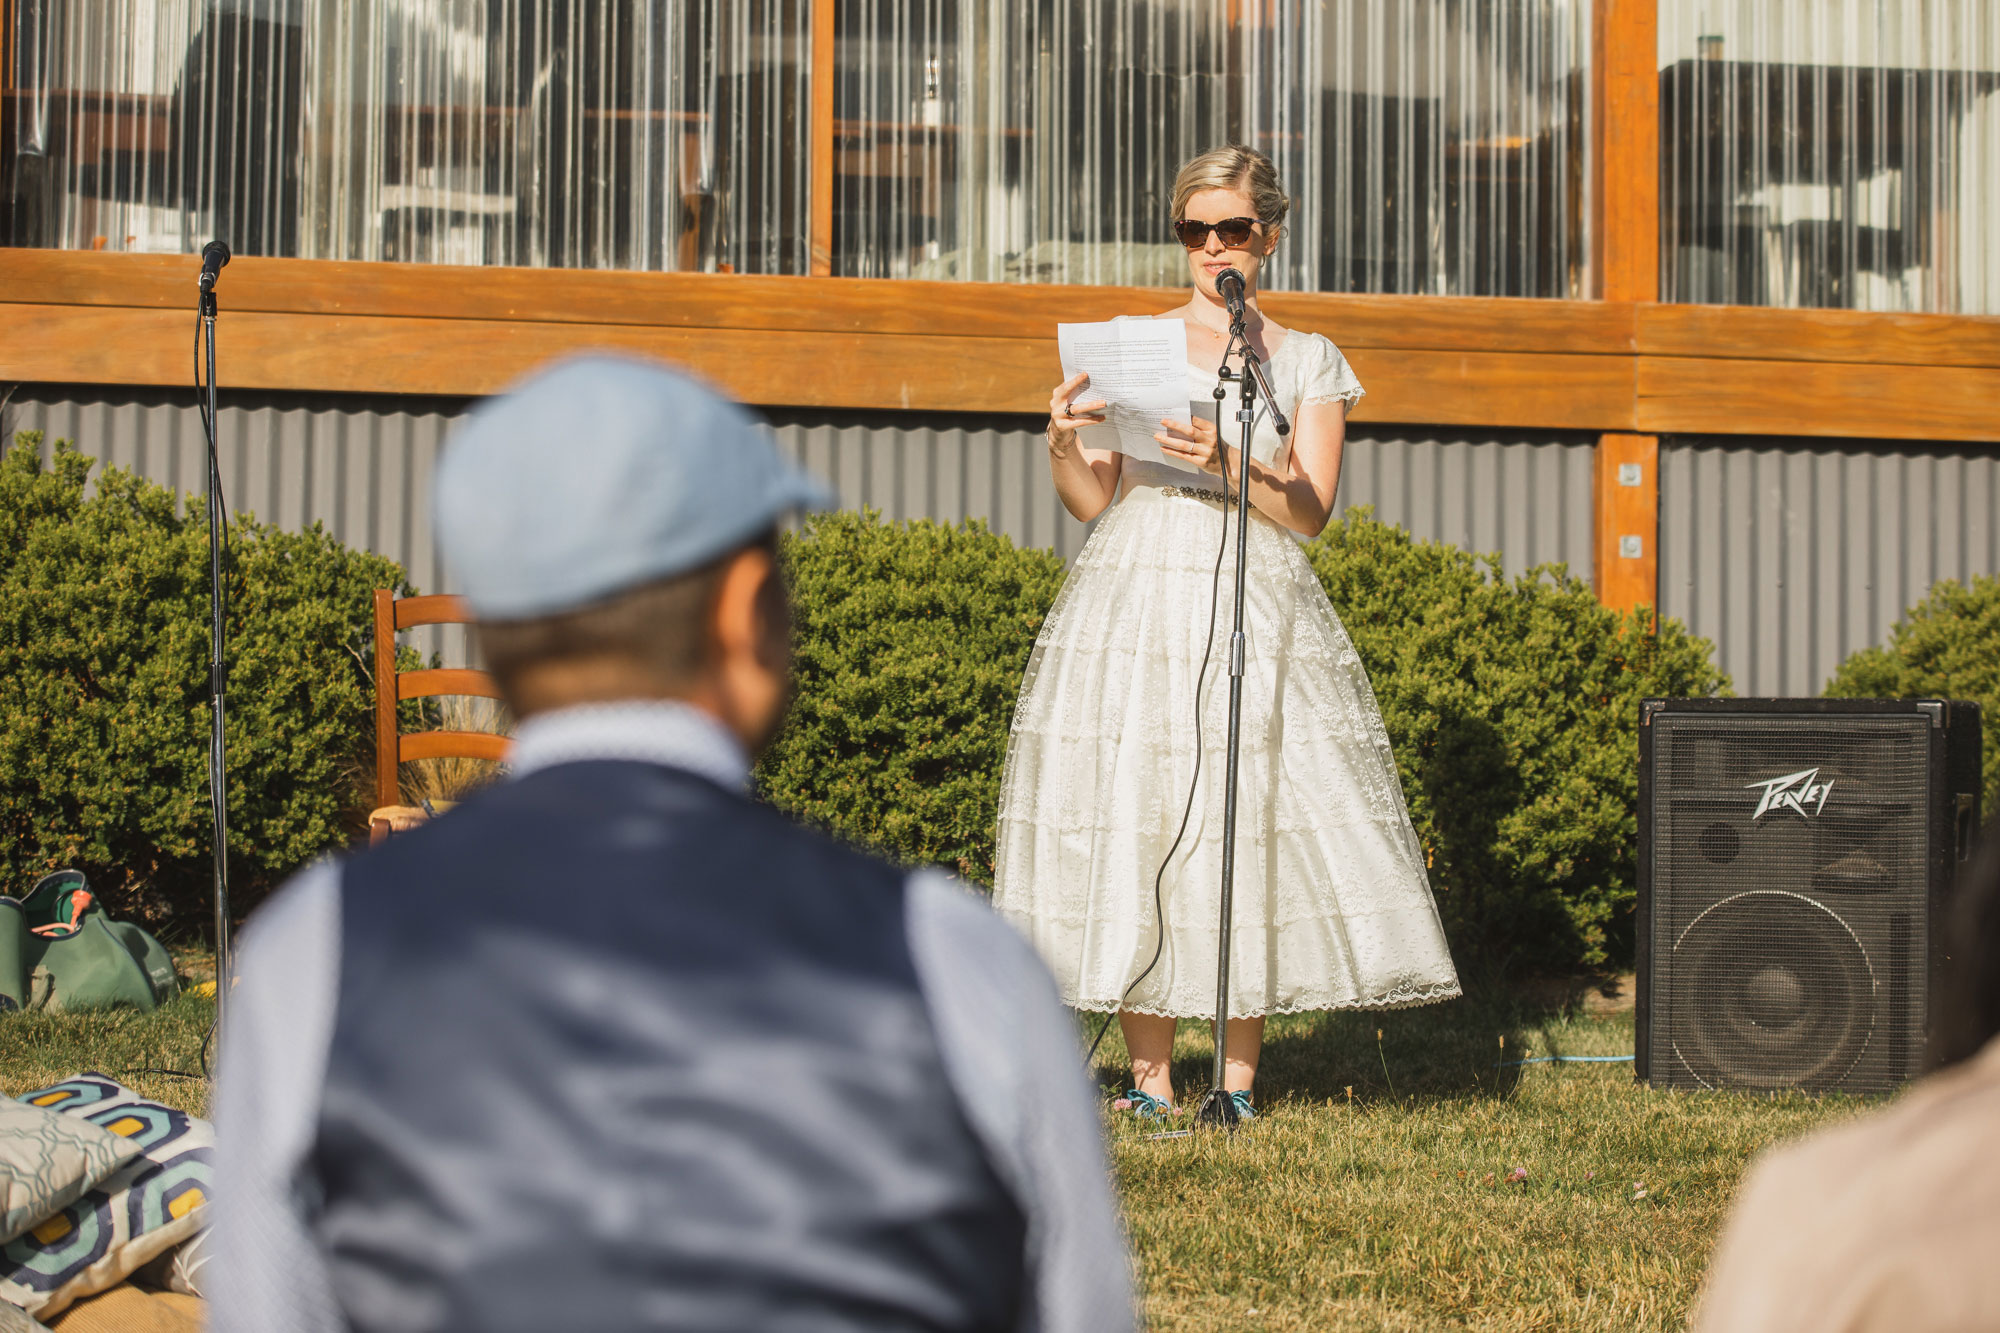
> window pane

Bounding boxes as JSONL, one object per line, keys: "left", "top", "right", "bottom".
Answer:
{"left": 832, "top": 0, "right": 1591, "bottom": 296}
{"left": 1661, "top": 0, "right": 2000, "bottom": 313}
{"left": 3, "top": 0, "right": 812, "bottom": 272}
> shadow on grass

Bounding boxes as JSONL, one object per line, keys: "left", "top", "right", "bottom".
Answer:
{"left": 1090, "top": 974, "right": 1638, "bottom": 1109}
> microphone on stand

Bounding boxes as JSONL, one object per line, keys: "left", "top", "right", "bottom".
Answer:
{"left": 197, "top": 241, "right": 231, "bottom": 293}
{"left": 1215, "top": 267, "right": 1247, "bottom": 331}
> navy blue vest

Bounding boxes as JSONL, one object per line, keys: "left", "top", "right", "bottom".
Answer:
{"left": 313, "top": 761, "right": 1026, "bottom": 1332}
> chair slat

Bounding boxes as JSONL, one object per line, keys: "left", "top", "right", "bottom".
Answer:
{"left": 399, "top": 731, "right": 510, "bottom": 765}
{"left": 394, "top": 594, "right": 475, "bottom": 631}
{"left": 398, "top": 668, "right": 504, "bottom": 702}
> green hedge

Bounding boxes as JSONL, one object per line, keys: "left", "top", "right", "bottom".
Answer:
{"left": 0, "top": 435, "right": 410, "bottom": 931}
{"left": 1826, "top": 573, "right": 2000, "bottom": 814}
{"left": 1305, "top": 511, "right": 1726, "bottom": 973}
{"left": 759, "top": 511, "right": 1066, "bottom": 882}
{"left": 760, "top": 507, "right": 1728, "bottom": 975}
{"left": 5, "top": 433, "right": 1732, "bottom": 976}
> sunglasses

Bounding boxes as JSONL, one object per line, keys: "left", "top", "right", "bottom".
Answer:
{"left": 1171, "top": 216, "right": 1268, "bottom": 250}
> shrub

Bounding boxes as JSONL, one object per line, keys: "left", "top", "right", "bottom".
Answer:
{"left": 759, "top": 510, "right": 1067, "bottom": 883}
{"left": 0, "top": 435, "right": 412, "bottom": 932}
{"left": 1826, "top": 574, "right": 2000, "bottom": 814}
{"left": 1306, "top": 510, "right": 1728, "bottom": 974}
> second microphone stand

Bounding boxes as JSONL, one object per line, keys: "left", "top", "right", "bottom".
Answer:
{"left": 1192, "top": 311, "right": 1289, "bottom": 1132}
{"left": 197, "top": 280, "right": 232, "bottom": 1037}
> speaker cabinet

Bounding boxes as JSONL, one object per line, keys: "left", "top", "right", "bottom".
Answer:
{"left": 1638, "top": 698, "right": 1982, "bottom": 1094}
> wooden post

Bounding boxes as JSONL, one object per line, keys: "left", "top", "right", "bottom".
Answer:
{"left": 374, "top": 588, "right": 400, "bottom": 812}
{"left": 1593, "top": 0, "right": 1659, "bottom": 303}
{"left": 1593, "top": 2, "right": 1659, "bottom": 616}
{"left": 808, "top": 0, "right": 836, "bottom": 277}
{"left": 1594, "top": 432, "right": 1659, "bottom": 619}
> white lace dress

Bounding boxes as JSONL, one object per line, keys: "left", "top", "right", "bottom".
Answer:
{"left": 992, "top": 328, "right": 1460, "bottom": 1018}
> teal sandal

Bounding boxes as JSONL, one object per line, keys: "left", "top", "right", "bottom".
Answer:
{"left": 1112, "top": 1089, "right": 1178, "bottom": 1119}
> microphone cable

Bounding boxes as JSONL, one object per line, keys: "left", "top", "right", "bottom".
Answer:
{"left": 1083, "top": 338, "right": 1257, "bottom": 1073}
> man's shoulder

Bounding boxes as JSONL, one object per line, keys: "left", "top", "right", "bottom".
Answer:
{"left": 348, "top": 761, "right": 909, "bottom": 893}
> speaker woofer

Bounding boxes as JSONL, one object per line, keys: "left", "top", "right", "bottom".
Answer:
{"left": 1670, "top": 890, "right": 1876, "bottom": 1091}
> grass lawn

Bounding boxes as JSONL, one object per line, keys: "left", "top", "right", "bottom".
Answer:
{"left": 1092, "top": 986, "right": 1870, "bottom": 1332}
{"left": 1, "top": 976, "right": 1873, "bottom": 1331}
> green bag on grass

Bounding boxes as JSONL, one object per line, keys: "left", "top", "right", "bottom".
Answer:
{"left": 0, "top": 872, "right": 178, "bottom": 1014}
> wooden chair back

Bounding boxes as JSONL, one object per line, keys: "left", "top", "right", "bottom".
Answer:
{"left": 373, "top": 589, "right": 507, "bottom": 817}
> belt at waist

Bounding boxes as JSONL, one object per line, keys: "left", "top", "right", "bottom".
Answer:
{"left": 1158, "top": 484, "right": 1229, "bottom": 504}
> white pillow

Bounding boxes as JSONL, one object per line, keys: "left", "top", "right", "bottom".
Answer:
{"left": 0, "top": 1097, "right": 140, "bottom": 1246}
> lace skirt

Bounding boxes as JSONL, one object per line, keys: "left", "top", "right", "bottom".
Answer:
{"left": 992, "top": 485, "right": 1460, "bottom": 1018}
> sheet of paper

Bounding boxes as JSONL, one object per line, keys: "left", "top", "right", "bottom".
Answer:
{"left": 1056, "top": 319, "right": 1200, "bottom": 471}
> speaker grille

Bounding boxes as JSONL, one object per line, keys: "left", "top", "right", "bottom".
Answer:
{"left": 1650, "top": 714, "right": 1930, "bottom": 1093}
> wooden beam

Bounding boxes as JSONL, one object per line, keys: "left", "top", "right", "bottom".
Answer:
{"left": 1638, "top": 356, "right": 2000, "bottom": 442}
{"left": 0, "top": 250, "right": 1637, "bottom": 354}
{"left": 1595, "top": 0, "right": 1659, "bottom": 303}
{"left": 808, "top": 0, "right": 836, "bottom": 277}
{"left": 1594, "top": 432, "right": 1659, "bottom": 617}
{"left": 1639, "top": 303, "right": 2000, "bottom": 371}
{"left": 0, "top": 299, "right": 1637, "bottom": 428}
{"left": 4, "top": 250, "right": 1999, "bottom": 440}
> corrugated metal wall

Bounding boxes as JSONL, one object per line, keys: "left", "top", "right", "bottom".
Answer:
{"left": 3, "top": 381, "right": 1603, "bottom": 653}
{"left": 1661, "top": 436, "right": 2000, "bottom": 698}
{"left": 13, "top": 386, "right": 1998, "bottom": 714}
{"left": 3, "top": 384, "right": 1596, "bottom": 577}
{"left": 1339, "top": 427, "right": 1596, "bottom": 579}
{"left": 779, "top": 415, "right": 1599, "bottom": 577}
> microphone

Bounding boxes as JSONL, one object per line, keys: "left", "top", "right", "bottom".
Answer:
{"left": 1215, "top": 267, "right": 1247, "bottom": 327}
{"left": 197, "top": 241, "right": 231, "bottom": 293}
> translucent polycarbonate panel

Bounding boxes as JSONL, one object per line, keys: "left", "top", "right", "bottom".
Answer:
{"left": 833, "top": 0, "right": 1591, "bottom": 296}
{"left": 1660, "top": 0, "right": 2000, "bottom": 313}
{"left": 3, "top": 0, "right": 812, "bottom": 273}
{"left": 832, "top": 0, "right": 1232, "bottom": 286}
{"left": 1248, "top": 0, "right": 1592, "bottom": 296}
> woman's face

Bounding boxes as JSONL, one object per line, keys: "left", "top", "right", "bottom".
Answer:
{"left": 1179, "top": 186, "right": 1279, "bottom": 301}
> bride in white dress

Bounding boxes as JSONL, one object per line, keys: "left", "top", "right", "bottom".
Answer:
{"left": 992, "top": 145, "right": 1459, "bottom": 1118}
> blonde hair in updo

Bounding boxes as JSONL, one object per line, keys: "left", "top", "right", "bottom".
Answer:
{"left": 1170, "top": 145, "right": 1289, "bottom": 230}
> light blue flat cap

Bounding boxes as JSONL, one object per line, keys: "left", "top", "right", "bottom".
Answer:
{"left": 434, "top": 355, "right": 833, "bottom": 620}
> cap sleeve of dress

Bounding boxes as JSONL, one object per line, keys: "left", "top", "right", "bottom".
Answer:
{"left": 1301, "top": 333, "right": 1365, "bottom": 408}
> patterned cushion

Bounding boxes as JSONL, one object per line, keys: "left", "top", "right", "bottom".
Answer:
{"left": 0, "top": 1099, "right": 140, "bottom": 1247}
{"left": 0, "top": 1078, "right": 212, "bottom": 1321}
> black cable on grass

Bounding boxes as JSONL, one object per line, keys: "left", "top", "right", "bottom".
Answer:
{"left": 121, "top": 1001, "right": 219, "bottom": 1083}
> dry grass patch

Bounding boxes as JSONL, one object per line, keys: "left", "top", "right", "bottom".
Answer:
{"left": 1096, "top": 993, "right": 1870, "bottom": 1332}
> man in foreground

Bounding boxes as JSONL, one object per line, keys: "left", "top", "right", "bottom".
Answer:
{"left": 209, "top": 356, "right": 1133, "bottom": 1333}
{"left": 1695, "top": 817, "right": 2000, "bottom": 1332}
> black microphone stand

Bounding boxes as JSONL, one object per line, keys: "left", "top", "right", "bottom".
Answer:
{"left": 1192, "top": 300, "right": 1289, "bottom": 1133}
{"left": 195, "top": 267, "right": 232, "bottom": 1037}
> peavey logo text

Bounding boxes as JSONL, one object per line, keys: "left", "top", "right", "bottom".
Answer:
{"left": 1746, "top": 767, "right": 1835, "bottom": 820}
